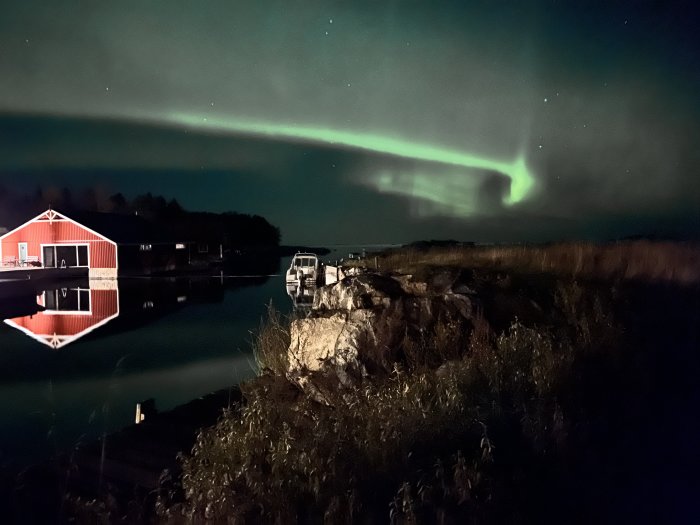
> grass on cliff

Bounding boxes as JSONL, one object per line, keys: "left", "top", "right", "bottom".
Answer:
{"left": 170, "top": 317, "right": 566, "bottom": 523}
{"left": 367, "top": 240, "right": 700, "bottom": 284}
{"left": 160, "top": 277, "right": 651, "bottom": 523}
{"left": 252, "top": 301, "right": 292, "bottom": 377}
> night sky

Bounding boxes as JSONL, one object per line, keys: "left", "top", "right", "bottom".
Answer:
{"left": 0, "top": 0, "right": 698, "bottom": 244}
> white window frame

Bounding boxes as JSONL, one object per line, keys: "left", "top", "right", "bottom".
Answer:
{"left": 40, "top": 243, "right": 91, "bottom": 268}
{"left": 39, "top": 287, "right": 92, "bottom": 316}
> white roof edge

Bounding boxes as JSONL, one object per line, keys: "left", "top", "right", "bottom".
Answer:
{"left": 61, "top": 212, "right": 117, "bottom": 246}
{"left": 0, "top": 209, "right": 117, "bottom": 246}
{"left": 4, "top": 310, "right": 120, "bottom": 349}
{"left": 0, "top": 209, "right": 55, "bottom": 242}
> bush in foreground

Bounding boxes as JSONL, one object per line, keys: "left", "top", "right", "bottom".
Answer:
{"left": 161, "top": 256, "right": 700, "bottom": 524}
{"left": 166, "top": 276, "right": 629, "bottom": 523}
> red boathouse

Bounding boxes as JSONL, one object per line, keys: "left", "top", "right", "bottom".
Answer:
{"left": 0, "top": 209, "right": 118, "bottom": 278}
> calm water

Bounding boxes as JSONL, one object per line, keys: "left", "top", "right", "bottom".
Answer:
{"left": 0, "top": 247, "right": 391, "bottom": 470}
{"left": 0, "top": 259, "right": 300, "bottom": 470}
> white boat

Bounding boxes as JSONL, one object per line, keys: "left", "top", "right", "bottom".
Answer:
{"left": 285, "top": 253, "right": 323, "bottom": 286}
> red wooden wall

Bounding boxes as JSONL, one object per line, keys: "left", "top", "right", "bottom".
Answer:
{"left": 0, "top": 216, "right": 117, "bottom": 268}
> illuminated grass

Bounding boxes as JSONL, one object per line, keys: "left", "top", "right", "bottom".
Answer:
{"left": 370, "top": 241, "right": 700, "bottom": 284}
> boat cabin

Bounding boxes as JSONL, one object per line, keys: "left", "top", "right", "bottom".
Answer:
{"left": 285, "top": 253, "right": 322, "bottom": 285}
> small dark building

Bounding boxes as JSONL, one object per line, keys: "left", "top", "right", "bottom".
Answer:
{"left": 74, "top": 212, "right": 212, "bottom": 275}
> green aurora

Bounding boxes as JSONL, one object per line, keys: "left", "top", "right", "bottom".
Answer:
{"left": 0, "top": 0, "right": 697, "bottom": 242}
{"left": 166, "top": 112, "right": 536, "bottom": 207}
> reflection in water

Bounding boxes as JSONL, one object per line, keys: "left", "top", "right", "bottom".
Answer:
{"left": 2, "top": 275, "right": 262, "bottom": 351}
{"left": 0, "top": 269, "right": 285, "bottom": 467}
{"left": 0, "top": 291, "right": 43, "bottom": 320}
{"left": 4, "top": 280, "right": 119, "bottom": 349}
{"left": 286, "top": 282, "right": 315, "bottom": 310}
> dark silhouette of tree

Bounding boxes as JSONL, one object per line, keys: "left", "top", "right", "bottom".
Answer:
{"left": 81, "top": 188, "right": 98, "bottom": 212}
{"left": 165, "top": 199, "right": 184, "bottom": 217}
{"left": 0, "top": 187, "right": 281, "bottom": 249}
{"left": 61, "top": 187, "right": 74, "bottom": 212}
{"left": 109, "top": 193, "right": 128, "bottom": 213}
{"left": 32, "top": 185, "right": 45, "bottom": 212}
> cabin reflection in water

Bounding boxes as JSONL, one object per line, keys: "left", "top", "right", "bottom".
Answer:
{"left": 4, "top": 280, "right": 119, "bottom": 349}
{"left": 2, "top": 276, "right": 248, "bottom": 350}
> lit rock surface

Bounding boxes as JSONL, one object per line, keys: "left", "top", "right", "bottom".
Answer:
{"left": 313, "top": 273, "right": 403, "bottom": 311}
{"left": 289, "top": 311, "right": 373, "bottom": 374}
{"left": 287, "top": 272, "right": 476, "bottom": 396}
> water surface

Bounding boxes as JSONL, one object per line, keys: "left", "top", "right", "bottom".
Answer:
{"left": 0, "top": 264, "right": 292, "bottom": 469}
{"left": 0, "top": 247, "right": 389, "bottom": 470}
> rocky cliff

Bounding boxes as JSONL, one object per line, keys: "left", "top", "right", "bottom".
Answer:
{"left": 286, "top": 271, "right": 480, "bottom": 398}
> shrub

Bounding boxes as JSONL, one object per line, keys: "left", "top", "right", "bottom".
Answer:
{"left": 373, "top": 241, "right": 700, "bottom": 284}
{"left": 252, "top": 302, "right": 291, "bottom": 376}
{"left": 173, "top": 265, "right": 677, "bottom": 523}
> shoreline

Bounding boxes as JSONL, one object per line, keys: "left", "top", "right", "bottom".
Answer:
{"left": 6, "top": 240, "right": 699, "bottom": 522}
{"left": 3, "top": 385, "right": 242, "bottom": 522}
{"left": 172, "top": 242, "right": 700, "bottom": 523}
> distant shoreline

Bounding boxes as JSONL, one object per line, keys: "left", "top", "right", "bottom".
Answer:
{"left": 277, "top": 245, "right": 331, "bottom": 256}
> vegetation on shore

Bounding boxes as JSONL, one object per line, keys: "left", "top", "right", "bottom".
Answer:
{"left": 365, "top": 240, "right": 700, "bottom": 285}
{"left": 161, "top": 243, "right": 699, "bottom": 523}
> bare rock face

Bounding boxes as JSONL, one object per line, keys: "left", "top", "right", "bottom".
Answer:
{"left": 289, "top": 310, "right": 374, "bottom": 375}
{"left": 287, "top": 272, "right": 477, "bottom": 398}
{"left": 394, "top": 268, "right": 461, "bottom": 294}
{"left": 313, "top": 273, "right": 404, "bottom": 311}
{"left": 393, "top": 275, "right": 428, "bottom": 296}
{"left": 287, "top": 308, "right": 401, "bottom": 392}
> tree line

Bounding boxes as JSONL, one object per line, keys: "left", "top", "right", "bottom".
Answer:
{"left": 0, "top": 186, "right": 280, "bottom": 247}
